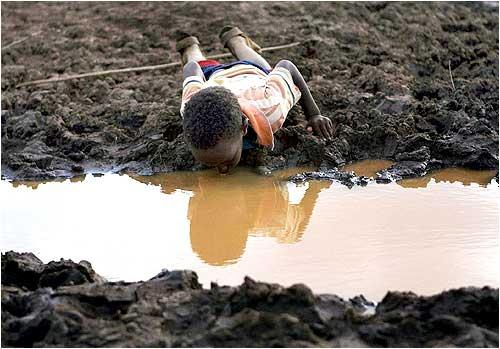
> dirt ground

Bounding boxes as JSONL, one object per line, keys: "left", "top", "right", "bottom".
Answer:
{"left": 2, "top": 251, "right": 498, "bottom": 347}
{"left": 1, "top": 2, "right": 498, "bottom": 180}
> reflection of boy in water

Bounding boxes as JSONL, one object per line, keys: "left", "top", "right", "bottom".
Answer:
{"left": 135, "top": 172, "right": 330, "bottom": 265}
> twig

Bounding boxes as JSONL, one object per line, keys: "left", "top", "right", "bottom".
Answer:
{"left": 448, "top": 59, "right": 456, "bottom": 91}
{"left": 3, "top": 31, "right": 42, "bottom": 51}
{"left": 16, "top": 41, "right": 301, "bottom": 88}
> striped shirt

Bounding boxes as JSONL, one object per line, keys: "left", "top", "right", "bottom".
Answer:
{"left": 180, "top": 64, "right": 302, "bottom": 147}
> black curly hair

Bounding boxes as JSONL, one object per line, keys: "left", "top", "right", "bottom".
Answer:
{"left": 182, "top": 86, "right": 243, "bottom": 149}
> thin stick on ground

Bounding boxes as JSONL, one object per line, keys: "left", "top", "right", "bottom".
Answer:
{"left": 16, "top": 42, "right": 301, "bottom": 88}
{"left": 448, "top": 59, "right": 456, "bottom": 91}
{"left": 3, "top": 31, "right": 42, "bottom": 51}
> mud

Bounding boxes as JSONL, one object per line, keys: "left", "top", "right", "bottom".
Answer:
{"left": 2, "top": 3, "right": 499, "bottom": 346}
{"left": 1, "top": 2, "right": 498, "bottom": 180}
{"left": 2, "top": 251, "right": 498, "bottom": 347}
{"left": 289, "top": 167, "right": 370, "bottom": 188}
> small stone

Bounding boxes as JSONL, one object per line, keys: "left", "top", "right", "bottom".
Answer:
{"left": 71, "top": 165, "right": 84, "bottom": 172}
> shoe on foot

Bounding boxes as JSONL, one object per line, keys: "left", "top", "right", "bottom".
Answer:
{"left": 174, "top": 30, "right": 200, "bottom": 54}
{"left": 219, "top": 26, "right": 262, "bottom": 54}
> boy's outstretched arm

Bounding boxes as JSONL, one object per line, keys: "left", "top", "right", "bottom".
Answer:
{"left": 275, "top": 60, "right": 334, "bottom": 139}
{"left": 183, "top": 61, "right": 206, "bottom": 81}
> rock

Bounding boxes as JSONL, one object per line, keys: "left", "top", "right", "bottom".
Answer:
{"left": 350, "top": 294, "right": 376, "bottom": 313}
{"left": 255, "top": 165, "right": 272, "bottom": 176}
{"left": 289, "top": 168, "right": 370, "bottom": 188}
{"left": 375, "top": 95, "right": 413, "bottom": 114}
{"left": 376, "top": 161, "right": 428, "bottom": 182}
{"left": 1, "top": 251, "right": 44, "bottom": 290}
{"left": 395, "top": 146, "right": 431, "bottom": 162}
{"left": 1, "top": 251, "right": 104, "bottom": 291}
{"left": 71, "top": 164, "right": 84, "bottom": 172}
{"left": 357, "top": 287, "right": 499, "bottom": 347}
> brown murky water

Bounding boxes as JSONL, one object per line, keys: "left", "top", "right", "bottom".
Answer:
{"left": 1, "top": 161, "right": 498, "bottom": 300}
{"left": 341, "top": 159, "right": 497, "bottom": 187}
{"left": 399, "top": 167, "right": 498, "bottom": 188}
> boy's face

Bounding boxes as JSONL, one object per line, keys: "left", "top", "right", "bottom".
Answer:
{"left": 191, "top": 136, "right": 243, "bottom": 174}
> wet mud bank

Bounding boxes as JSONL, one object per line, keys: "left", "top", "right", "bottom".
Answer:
{"left": 1, "top": 2, "right": 498, "bottom": 180}
{"left": 2, "top": 251, "right": 498, "bottom": 347}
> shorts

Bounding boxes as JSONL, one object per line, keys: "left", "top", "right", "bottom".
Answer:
{"left": 197, "top": 59, "right": 271, "bottom": 80}
{"left": 243, "top": 128, "right": 258, "bottom": 150}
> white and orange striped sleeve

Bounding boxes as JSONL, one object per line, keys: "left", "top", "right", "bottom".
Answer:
{"left": 180, "top": 76, "right": 204, "bottom": 117}
{"left": 263, "top": 67, "right": 302, "bottom": 130}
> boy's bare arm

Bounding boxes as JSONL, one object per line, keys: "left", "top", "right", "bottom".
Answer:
{"left": 183, "top": 61, "right": 206, "bottom": 81}
{"left": 275, "top": 60, "right": 334, "bottom": 139}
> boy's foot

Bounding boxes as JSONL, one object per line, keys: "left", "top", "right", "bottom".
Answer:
{"left": 219, "top": 26, "right": 262, "bottom": 54}
{"left": 175, "top": 30, "right": 200, "bottom": 54}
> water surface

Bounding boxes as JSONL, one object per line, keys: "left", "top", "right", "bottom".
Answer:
{"left": 1, "top": 162, "right": 497, "bottom": 300}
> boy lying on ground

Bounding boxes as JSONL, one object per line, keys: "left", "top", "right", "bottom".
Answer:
{"left": 178, "top": 26, "right": 334, "bottom": 174}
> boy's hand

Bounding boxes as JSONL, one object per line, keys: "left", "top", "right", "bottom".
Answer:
{"left": 306, "top": 115, "right": 335, "bottom": 140}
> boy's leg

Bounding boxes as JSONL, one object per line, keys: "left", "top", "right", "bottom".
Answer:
{"left": 226, "top": 36, "right": 272, "bottom": 70}
{"left": 176, "top": 32, "right": 206, "bottom": 66}
{"left": 182, "top": 45, "right": 206, "bottom": 65}
{"left": 177, "top": 34, "right": 208, "bottom": 81}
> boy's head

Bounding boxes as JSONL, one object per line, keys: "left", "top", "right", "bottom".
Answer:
{"left": 183, "top": 86, "right": 247, "bottom": 174}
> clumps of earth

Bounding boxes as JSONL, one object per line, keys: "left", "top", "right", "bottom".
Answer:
{"left": 2, "top": 251, "right": 498, "bottom": 347}
{"left": 1, "top": 2, "right": 498, "bottom": 181}
{"left": 287, "top": 160, "right": 447, "bottom": 187}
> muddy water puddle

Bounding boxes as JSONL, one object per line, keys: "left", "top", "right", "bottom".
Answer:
{"left": 1, "top": 161, "right": 498, "bottom": 300}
